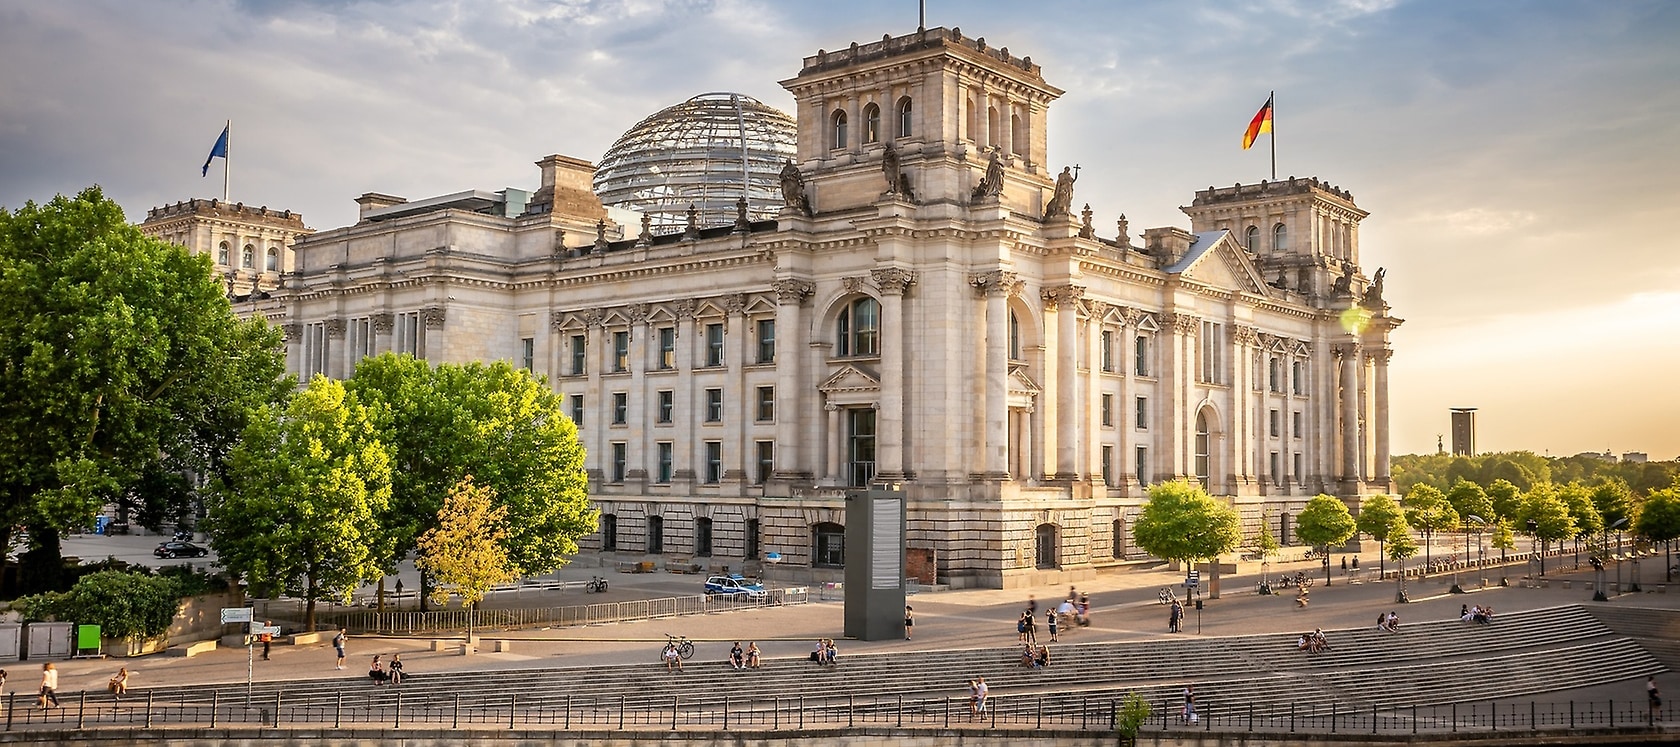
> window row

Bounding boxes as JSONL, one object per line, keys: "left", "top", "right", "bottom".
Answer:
{"left": 1094, "top": 445, "right": 1152, "bottom": 488}
{"left": 1266, "top": 451, "right": 1308, "bottom": 486}
{"left": 597, "top": 515, "right": 762, "bottom": 560}
{"left": 1266, "top": 356, "right": 1308, "bottom": 395}
{"left": 565, "top": 319, "right": 777, "bottom": 375}
{"left": 1098, "top": 394, "right": 1152, "bottom": 430}
{"left": 566, "top": 387, "right": 775, "bottom": 427}
{"left": 1267, "top": 409, "right": 1306, "bottom": 439}
{"left": 215, "top": 241, "right": 281, "bottom": 271}
{"left": 829, "top": 97, "right": 914, "bottom": 150}
{"left": 1243, "top": 224, "right": 1290, "bottom": 253}
{"left": 603, "top": 440, "right": 776, "bottom": 486}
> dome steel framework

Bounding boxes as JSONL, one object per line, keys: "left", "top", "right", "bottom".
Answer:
{"left": 593, "top": 92, "right": 797, "bottom": 233}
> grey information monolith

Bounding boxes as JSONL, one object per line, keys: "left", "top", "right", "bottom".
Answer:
{"left": 843, "top": 487, "right": 907, "bottom": 641}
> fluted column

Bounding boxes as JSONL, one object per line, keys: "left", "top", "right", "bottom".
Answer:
{"left": 325, "top": 318, "right": 347, "bottom": 379}
{"left": 971, "top": 271, "right": 1017, "bottom": 479}
{"left": 1085, "top": 301, "right": 1108, "bottom": 483}
{"left": 825, "top": 403, "right": 842, "bottom": 482}
{"left": 1232, "top": 326, "right": 1259, "bottom": 491}
{"left": 722, "top": 295, "right": 747, "bottom": 485}
{"left": 1043, "top": 285, "right": 1084, "bottom": 480}
{"left": 1336, "top": 343, "right": 1361, "bottom": 488}
{"left": 672, "top": 299, "right": 698, "bottom": 484}
{"left": 625, "top": 303, "right": 650, "bottom": 486}
{"left": 771, "top": 279, "right": 814, "bottom": 480}
{"left": 373, "top": 313, "right": 394, "bottom": 355}
{"left": 583, "top": 309, "right": 607, "bottom": 483}
{"left": 1372, "top": 348, "right": 1393, "bottom": 486}
{"left": 873, "top": 268, "right": 916, "bottom": 479}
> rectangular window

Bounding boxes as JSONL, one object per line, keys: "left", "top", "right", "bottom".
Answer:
{"left": 657, "top": 390, "right": 674, "bottom": 424}
{"left": 600, "top": 514, "right": 617, "bottom": 551}
{"left": 1200, "top": 321, "right": 1224, "bottom": 384}
{"left": 1134, "top": 396, "right": 1148, "bottom": 430}
{"left": 704, "top": 441, "right": 723, "bottom": 484}
{"left": 610, "top": 442, "right": 627, "bottom": 483}
{"left": 347, "top": 317, "right": 374, "bottom": 366}
{"left": 705, "top": 388, "right": 723, "bottom": 422}
{"left": 570, "top": 334, "right": 586, "bottom": 375}
{"left": 520, "top": 337, "right": 535, "bottom": 371}
{"left": 1134, "top": 335, "right": 1151, "bottom": 376}
{"left": 1101, "top": 393, "right": 1113, "bottom": 427}
{"left": 1101, "top": 445, "right": 1114, "bottom": 487}
{"left": 1269, "top": 357, "right": 1282, "bottom": 392}
{"left": 656, "top": 442, "right": 674, "bottom": 483}
{"left": 756, "top": 318, "right": 776, "bottom": 364}
{"left": 394, "top": 312, "right": 421, "bottom": 356}
{"left": 1270, "top": 451, "right": 1281, "bottom": 486}
{"left": 302, "top": 322, "right": 329, "bottom": 377}
{"left": 756, "top": 386, "right": 775, "bottom": 422}
{"left": 705, "top": 323, "right": 725, "bottom": 367}
{"left": 1293, "top": 452, "right": 1303, "bottom": 481}
{"left": 755, "top": 441, "right": 774, "bottom": 485}
{"left": 657, "top": 327, "right": 675, "bottom": 370}
{"left": 1292, "top": 360, "right": 1305, "bottom": 395}
{"left": 612, "top": 331, "right": 630, "bottom": 373}
{"left": 1134, "top": 446, "right": 1149, "bottom": 485}
{"left": 1100, "top": 330, "right": 1115, "bottom": 372}
{"left": 569, "top": 394, "right": 584, "bottom": 427}
{"left": 1269, "top": 409, "right": 1280, "bottom": 438}
{"left": 1292, "top": 411, "right": 1303, "bottom": 439}
{"left": 694, "top": 517, "right": 713, "bottom": 557}
{"left": 646, "top": 516, "right": 664, "bottom": 554}
{"left": 745, "top": 518, "right": 760, "bottom": 560}
{"left": 612, "top": 392, "right": 628, "bottom": 425}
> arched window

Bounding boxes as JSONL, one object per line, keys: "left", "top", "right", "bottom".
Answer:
{"left": 987, "top": 106, "right": 1000, "bottom": 147}
{"left": 1010, "top": 113, "right": 1025, "bottom": 155}
{"left": 217, "top": 242, "right": 230, "bottom": 266}
{"left": 265, "top": 246, "right": 279, "bottom": 272}
{"left": 835, "top": 297, "right": 879, "bottom": 357}
{"left": 896, "top": 96, "right": 913, "bottom": 138}
{"left": 1245, "top": 225, "right": 1260, "bottom": 251}
{"left": 646, "top": 515, "right": 665, "bottom": 554}
{"left": 812, "top": 522, "right": 845, "bottom": 567}
{"left": 862, "top": 103, "right": 881, "bottom": 144}
{"left": 600, "top": 513, "right": 618, "bottom": 551}
{"left": 830, "top": 110, "right": 849, "bottom": 150}
{"left": 241, "top": 244, "right": 255, "bottom": 268}
{"left": 965, "top": 98, "right": 978, "bottom": 142}
{"left": 1008, "top": 310, "right": 1022, "bottom": 361}
{"left": 1273, "top": 223, "right": 1289, "bottom": 252}
{"left": 1034, "top": 523, "right": 1059, "bottom": 569}
{"left": 1194, "top": 411, "right": 1212, "bottom": 490}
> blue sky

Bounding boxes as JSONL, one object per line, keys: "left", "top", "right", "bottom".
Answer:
{"left": 2, "top": 0, "right": 1676, "bottom": 459}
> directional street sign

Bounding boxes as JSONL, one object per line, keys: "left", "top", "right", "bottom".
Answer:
{"left": 220, "top": 607, "right": 254, "bottom": 624}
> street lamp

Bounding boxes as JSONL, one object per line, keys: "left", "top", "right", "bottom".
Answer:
{"left": 1451, "top": 515, "right": 1484, "bottom": 594}
{"left": 1596, "top": 517, "right": 1627, "bottom": 602}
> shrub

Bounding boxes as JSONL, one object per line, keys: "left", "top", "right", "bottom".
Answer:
{"left": 13, "top": 570, "right": 182, "bottom": 641}
{"left": 1115, "top": 691, "right": 1152, "bottom": 738}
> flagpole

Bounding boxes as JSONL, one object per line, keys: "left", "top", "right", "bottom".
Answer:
{"left": 223, "top": 119, "right": 231, "bottom": 203}
{"left": 1269, "top": 91, "right": 1276, "bottom": 181}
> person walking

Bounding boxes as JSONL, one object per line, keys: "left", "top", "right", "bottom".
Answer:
{"left": 1046, "top": 608, "right": 1059, "bottom": 642}
{"left": 333, "top": 628, "right": 347, "bottom": 670}
{"left": 904, "top": 605, "right": 914, "bottom": 640}
{"left": 38, "top": 663, "right": 59, "bottom": 709}
{"left": 1169, "top": 600, "right": 1183, "bottom": 633}
{"left": 1649, "top": 676, "right": 1662, "bottom": 721}
{"left": 259, "top": 623, "right": 273, "bottom": 661}
{"left": 1182, "top": 684, "right": 1197, "bottom": 723}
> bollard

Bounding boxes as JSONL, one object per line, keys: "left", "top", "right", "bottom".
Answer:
{"left": 1331, "top": 701, "right": 1337, "bottom": 733}
{"left": 1452, "top": 702, "right": 1457, "bottom": 732}
{"left": 509, "top": 694, "right": 516, "bottom": 730}
{"left": 6, "top": 691, "right": 14, "bottom": 731}
{"left": 1250, "top": 703, "right": 1254, "bottom": 732}
{"left": 671, "top": 695, "right": 678, "bottom": 730}
{"left": 619, "top": 694, "right": 625, "bottom": 730}
{"left": 1083, "top": 697, "right": 1089, "bottom": 731}
{"left": 1035, "top": 695, "right": 1041, "bottom": 729}
{"left": 898, "top": 695, "right": 904, "bottom": 728}
{"left": 1412, "top": 704, "right": 1417, "bottom": 734}
{"left": 723, "top": 696, "right": 728, "bottom": 731}
{"left": 1533, "top": 700, "right": 1537, "bottom": 729}
{"left": 1373, "top": 703, "right": 1378, "bottom": 733}
{"left": 799, "top": 695, "right": 804, "bottom": 730}
{"left": 849, "top": 694, "right": 854, "bottom": 727}
{"left": 1205, "top": 703, "right": 1211, "bottom": 730}
{"left": 1290, "top": 701, "right": 1295, "bottom": 732}
{"left": 273, "top": 692, "right": 281, "bottom": 727}
{"left": 773, "top": 697, "right": 778, "bottom": 730}
{"left": 394, "top": 691, "right": 402, "bottom": 729}
{"left": 948, "top": 696, "right": 952, "bottom": 729}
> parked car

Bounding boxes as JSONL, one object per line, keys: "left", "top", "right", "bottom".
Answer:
{"left": 154, "top": 541, "right": 209, "bottom": 559}
{"left": 704, "top": 574, "right": 767, "bottom": 599}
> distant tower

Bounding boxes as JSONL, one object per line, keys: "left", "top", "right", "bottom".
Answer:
{"left": 1449, "top": 408, "right": 1477, "bottom": 457}
{"left": 1436, "top": 434, "right": 1444, "bottom": 456}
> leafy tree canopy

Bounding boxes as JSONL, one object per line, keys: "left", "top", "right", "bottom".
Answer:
{"left": 1131, "top": 480, "right": 1241, "bottom": 563}
{"left": 1589, "top": 478, "right": 1634, "bottom": 532}
{"left": 1486, "top": 479, "right": 1524, "bottom": 522}
{"left": 1386, "top": 516, "right": 1419, "bottom": 562}
{"left": 1519, "top": 483, "right": 1577, "bottom": 543}
{"left": 417, "top": 475, "right": 515, "bottom": 608}
{"left": 1295, "top": 494, "right": 1357, "bottom": 549}
{"left": 1402, "top": 484, "right": 1459, "bottom": 533}
{"left": 1556, "top": 482, "right": 1602, "bottom": 539}
{"left": 1635, "top": 488, "right": 1680, "bottom": 543}
{"left": 1393, "top": 451, "right": 1678, "bottom": 502}
{"left": 1356, "top": 494, "right": 1404, "bottom": 544}
{"left": 1445, "top": 479, "right": 1494, "bottom": 524}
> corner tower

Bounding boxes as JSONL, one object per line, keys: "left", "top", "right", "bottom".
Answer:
{"left": 1181, "top": 177, "right": 1370, "bottom": 299}
{"left": 779, "top": 27, "right": 1064, "bottom": 213}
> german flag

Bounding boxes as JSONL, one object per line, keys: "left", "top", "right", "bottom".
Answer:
{"left": 1242, "top": 94, "right": 1273, "bottom": 150}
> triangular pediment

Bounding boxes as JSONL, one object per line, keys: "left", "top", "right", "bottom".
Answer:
{"left": 818, "top": 364, "right": 880, "bottom": 394}
{"left": 1007, "top": 368, "right": 1040, "bottom": 397}
{"left": 1170, "top": 230, "right": 1270, "bottom": 296}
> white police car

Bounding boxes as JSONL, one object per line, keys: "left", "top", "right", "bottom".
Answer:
{"left": 704, "top": 574, "right": 768, "bottom": 599}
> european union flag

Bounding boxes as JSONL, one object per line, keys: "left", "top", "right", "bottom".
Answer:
{"left": 202, "top": 124, "right": 229, "bottom": 177}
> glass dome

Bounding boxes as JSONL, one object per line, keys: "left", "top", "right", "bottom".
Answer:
{"left": 593, "top": 92, "right": 797, "bottom": 233}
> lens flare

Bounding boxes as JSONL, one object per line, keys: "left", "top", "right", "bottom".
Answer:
{"left": 1339, "top": 306, "right": 1373, "bottom": 335}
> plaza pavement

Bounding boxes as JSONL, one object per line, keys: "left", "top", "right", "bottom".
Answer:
{"left": 30, "top": 530, "right": 1680, "bottom": 709}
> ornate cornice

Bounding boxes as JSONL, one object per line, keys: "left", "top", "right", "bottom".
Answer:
{"left": 871, "top": 268, "right": 916, "bottom": 296}
{"left": 625, "top": 303, "right": 651, "bottom": 324}
{"left": 582, "top": 308, "right": 607, "bottom": 328}
{"left": 674, "top": 298, "right": 698, "bottom": 320}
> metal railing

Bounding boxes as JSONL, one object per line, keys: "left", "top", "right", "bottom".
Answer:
{"left": 255, "top": 587, "right": 808, "bottom": 636}
{"left": 3, "top": 688, "right": 1669, "bottom": 736}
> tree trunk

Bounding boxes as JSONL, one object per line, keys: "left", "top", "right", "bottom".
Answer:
{"left": 376, "top": 577, "right": 386, "bottom": 614}
{"left": 305, "top": 574, "right": 318, "bottom": 632}
{"left": 419, "top": 569, "right": 431, "bottom": 612}
{"left": 18, "top": 527, "right": 67, "bottom": 596}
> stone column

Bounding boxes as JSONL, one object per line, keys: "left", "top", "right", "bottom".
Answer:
{"left": 825, "top": 402, "right": 842, "bottom": 483}
{"left": 1233, "top": 326, "right": 1259, "bottom": 491}
{"left": 625, "top": 303, "right": 651, "bottom": 486}
{"left": 1085, "top": 301, "right": 1108, "bottom": 483}
{"left": 281, "top": 323, "right": 303, "bottom": 381}
{"left": 1043, "top": 285, "right": 1084, "bottom": 480}
{"left": 1116, "top": 308, "right": 1139, "bottom": 492}
{"left": 672, "top": 299, "right": 698, "bottom": 484}
{"left": 872, "top": 268, "right": 916, "bottom": 480}
{"left": 372, "top": 312, "right": 394, "bottom": 355}
{"left": 970, "top": 271, "right": 1017, "bottom": 479}
{"left": 722, "top": 295, "right": 747, "bottom": 484}
{"left": 1372, "top": 348, "right": 1393, "bottom": 486}
{"left": 324, "top": 318, "right": 346, "bottom": 379}
{"left": 771, "top": 279, "right": 814, "bottom": 480}
{"left": 420, "top": 306, "right": 446, "bottom": 360}
{"left": 583, "top": 309, "right": 607, "bottom": 483}
{"left": 1336, "top": 343, "right": 1361, "bottom": 489}
{"left": 1164, "top": 313, "right": 1197, "bottom": 480}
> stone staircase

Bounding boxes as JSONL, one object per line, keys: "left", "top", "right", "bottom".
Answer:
{"left": 1585, "top": 604, "right": 1680, "bottom": 670}
{"left": 128, "top": 604, "right": 1668, "bottom": 724}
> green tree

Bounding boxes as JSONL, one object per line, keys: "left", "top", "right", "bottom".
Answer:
{"left": 1489, "top": 519, "right": 1517, "bottom": 578}
{"left": 1244, "top": 509, "right": 1281, "bottom": 585}
{"left": 14, "top": 570, "right": 182, "bottom": 641}
{"left": 1590, "top": 478, "right": 1635, "bottom": 532}
{"left": 1635, "top": 487, "right": 1680, "bottom": 582}
{"left": 1557, "top": 482, "right": 1602, "bottom": 565}
{"left": 1295, "top": 494, "right": 1357, "bottom": 586}
{"left": 1519, "top": 483, "right": 1576, "bottom": 576}
{"left": 0, "top": 187, "right": 289, "bottom": 593}
{"left": 417, "top": 475, "right": 516, "bottom": 643}
{"left": 1445, "top": 479, "right": 1494, "bottom": 524}
{"left": 1131, "top": 480, "right": 1242, "bottom": 598}
{"left": 346, "top": 355, "right": 594, "bottom": 606}
{"left": 1386, "top": 516, "right": 1420, "bottom": 603}
{"left": 1355, "top": 494, "right": 1404, "bottom": 576}
{"left": 206, "top": 376, "right": 393, "bottom": 630}
{"left": 1402, "top": 484, "right": 1458, "bottom": 577}
{"left": 1486, "top": 479, "right": 1524, "bottom": 522}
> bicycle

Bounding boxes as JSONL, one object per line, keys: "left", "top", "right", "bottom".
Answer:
{"left": 1158, "top": 587, "right": 1177, "bottom": 605}
{"left": 661, "top": 634, "right": 695, "bottom": 661}
{"left": 585, "top": 576, "right": 608, "bottom": 593}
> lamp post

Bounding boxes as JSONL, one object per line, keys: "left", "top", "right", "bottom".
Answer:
{"left": 1526, "top": 518, "right": 1541, "bottom": 577}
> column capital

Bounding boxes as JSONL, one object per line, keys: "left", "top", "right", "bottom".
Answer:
{"left": 581, "top": 308, "right": 607, "bottom": 328}
{"left": 772, "top": 279, "right": 815, "bottom": 305}
{"left": 870, "top": 267, "right": 917, "bottom": 296}
{"left": 1367, "top": 348, "right": 1394, "bottom": 365}
{"left": 625, "top": 302, "right": 651, "bottom": 325}
{"left": 720, "top": 293, "right": 748, "bottom": 315}
{"left": 1084, "top": 299, "right": 1109, "bottom": 319}
{"left": 1162, "top": 312, "right": 1199, "bottom": 335}
{"left": 1232, "top": 324, "right": 1260, "bottom": 346}
{"left": 1333, "top": 342, "right": 1362, "bottom": 360}
{"left": 548, "top": 310, "right": 567, "bottom": 332}
{"left": 969, "top": 270, "right": 1022, "bottom": 297}
{"left": 1038, "top": 284, "right": 1085, "bottom": 309}
{"left": 372, "top": 312, "right": 395, "bottom": 334}
{"left": 281, "top": 323, "right": 302, "bottom": 343}
{"left": 324, "top": 318, "right": 347, "bottom": 339}
{"left": 421, "top": 305, "right": 447, "bottom": 330}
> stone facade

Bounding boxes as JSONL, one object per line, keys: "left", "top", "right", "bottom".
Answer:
{"left": 137, "top": 199, "right": 312, "bottom": 296}
{"left": 191, "top": 27, "right": 1401, "bottom": 589}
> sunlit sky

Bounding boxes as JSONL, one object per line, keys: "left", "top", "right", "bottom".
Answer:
{"left": 2, "top": 0, "right": 1676, "bottom": 459}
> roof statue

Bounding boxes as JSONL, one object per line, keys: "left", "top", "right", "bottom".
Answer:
{"left": 1361, "top": 267, "right": 1387, "bottom": 310}
{"left": 881, "top": 143, "right": 914, "bottom": 199}
{"left": 779, "top": 160, "right": 812, "bottom": 216}
{"left": 971, "top": 146, "right": 1006, "bottom": 202}
{"left": 1043, "top": 165, "right": 1079, "bottom": 219}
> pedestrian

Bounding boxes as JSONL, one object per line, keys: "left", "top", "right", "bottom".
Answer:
{"left": 1024, "top": 610, "right": 1038, "bottom": 643}
{"left": 967, "top": 679, "right": 980, "bottom": 717}
{"left": 1352, "top": 556, "right": 1360, "bottom": 570}
{"left": 1017, "top": 610, "right": 1029, "bottom": 642}
{"left": 1182, "top": 684, "right": 1197, "bottom": 722}
{"left": 1341, "top": 556, "right": 1348, "bottom": 573}
{"left": 38, "top": 663, "right": 59, "bottom": 709}
{"left": 107, "top": 667, "right": 130, "bottom": 699}
{"left": 333, "top": 628, "right": 347, "bottom": 670}
{"left": 1046, "top": 608, "right": 1058, "bottom": 642}
{"left": 1169, "top": 600, "right": 1183, "bottom": 633}
{"left": 260, "top": 622, "right": 273, "bottom": 661}
{"left": 975, "top": 677, "right": 989, "bottom": 714}
{"left": 1649, "top": 676, "right": 1662, "bottom": 720}
{"left": 904, "top": 605, "right": 914, "bottom": 640}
